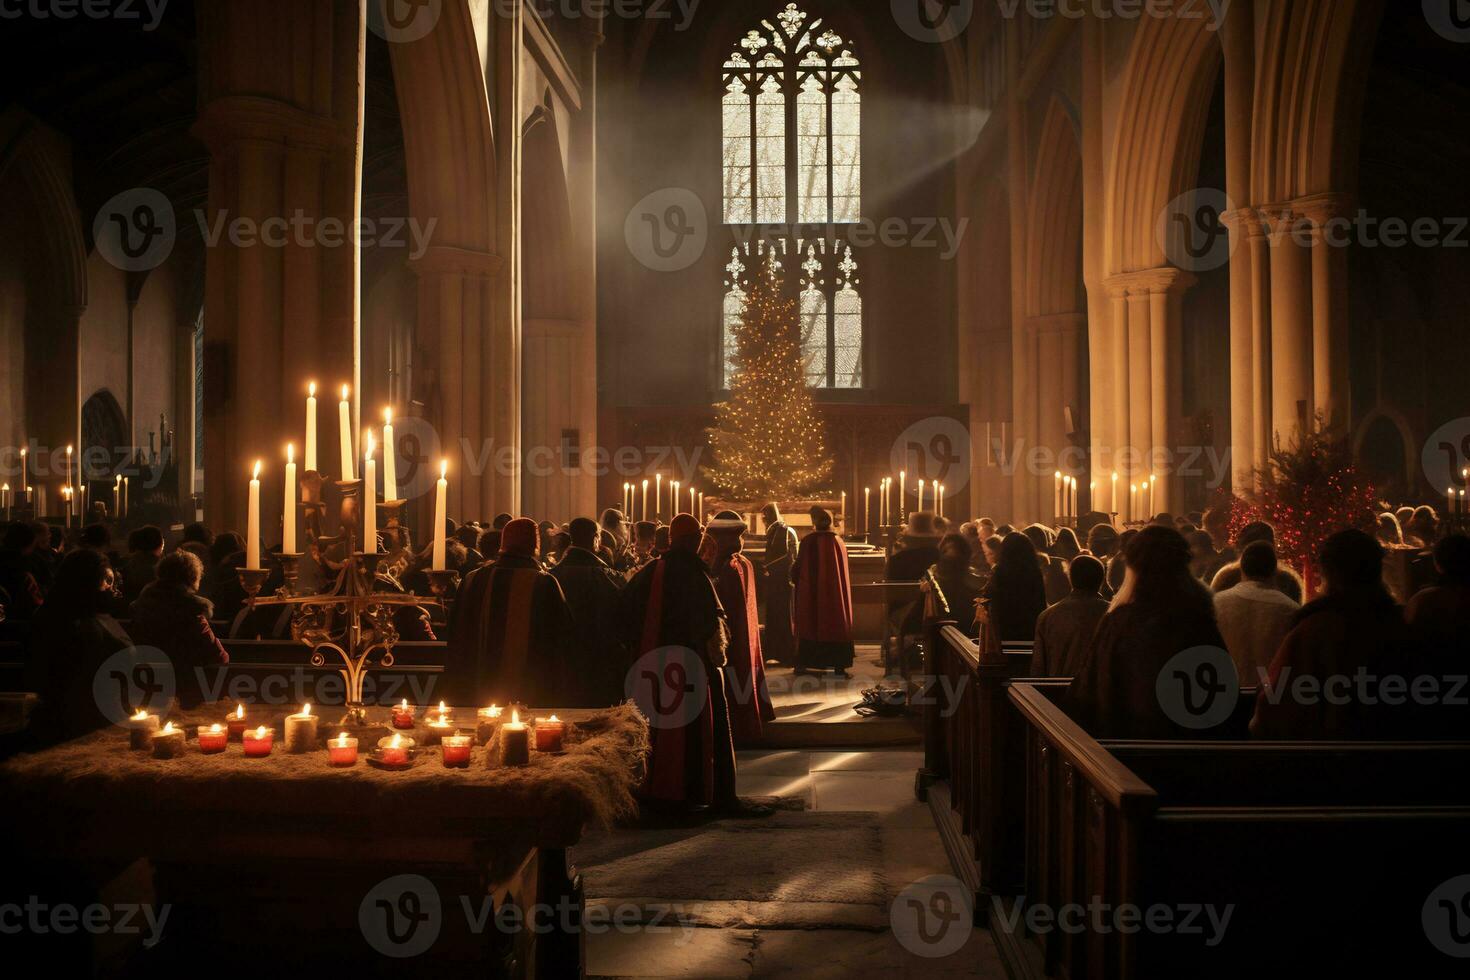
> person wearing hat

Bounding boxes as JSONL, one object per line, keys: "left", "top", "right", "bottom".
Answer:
{"left": 551, "top": 517, "right": 628, "bottom": 707}
{"left": 887, "top": 511, "right": 944, "bottom": 582}
{"left": 759, "top": 503, "right": 799, "bottom": 667}
{"left": 707, "top": 511, "right": 776, "bottom": 743}
{"left": 791, "top": 507, "right": 856, "bottom": 676}
{"left": 444, "top": 517, "right": 575, "bottom": 707}
{"left": 621, "top": 513, "right": 768, "bottom": 816}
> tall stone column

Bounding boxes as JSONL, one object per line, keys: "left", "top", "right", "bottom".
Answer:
{"left": 194, "top": 0, "right": 364, "bottom": 533}
{"left": 1265, "top": 204, "right": 1313, "bottom": 444}
{"left": 1247, "top": 217, "right": 1273, "bottom": 475}
{"left": 1299, "top": 194, "right": 1353, "bottom": 431}
{"left": 1220, "top": 0, "right": 1257, "bottom": 493}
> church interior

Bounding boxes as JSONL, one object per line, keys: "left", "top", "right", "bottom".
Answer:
{"left": 2, "top": 1, "right": 1469, "bottom": 976}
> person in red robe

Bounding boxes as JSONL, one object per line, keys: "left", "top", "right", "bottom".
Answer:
{"left": 791, "top": 506, "right": 856, "bottom": 676}
{"left": 444, "top": 518, "right": 574, "bottom": 707}
{"left": 707, "top": 511, "right": 776, "bottom": 744}
{"left": 620, "top": 514, "right": 769, "bottom": 816}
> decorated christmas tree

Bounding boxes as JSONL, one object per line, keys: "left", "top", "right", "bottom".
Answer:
{"left": 1229, "top": 417, "right": 1378, "bottom": 595}
{"left": 706, "top": 255, "right": 833, "bottom": 501}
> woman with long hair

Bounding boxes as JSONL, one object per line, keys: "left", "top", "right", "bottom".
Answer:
{"left": 978, "top": 531, "right": 1048, "bottom": 643}
{"left": 1067, "top": 525, "right": 1226, "bottom": 738}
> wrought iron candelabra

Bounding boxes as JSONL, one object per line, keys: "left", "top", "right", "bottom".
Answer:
{"left": 239, "top": 472, "right": 461, "bottom": 737}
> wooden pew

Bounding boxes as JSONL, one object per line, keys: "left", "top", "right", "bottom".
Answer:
{"left": 1002, "top": 682, "right": 1470, "bottom": 978}
{"left": 850, "top": 580, "right": 920, "bottom": 663}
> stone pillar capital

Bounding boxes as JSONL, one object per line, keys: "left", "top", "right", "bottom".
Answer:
{"left": 410, "top": 246, "right": 505, "bottom": 282}
{"left": 1103, "top": 267, "right": 1197, "bottom": 300}
{"left": 1293, "top": 192, "right": 1355, "bottom": 227}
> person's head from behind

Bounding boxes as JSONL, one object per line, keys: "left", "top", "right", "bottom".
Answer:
{"left": 1021, "top": 524, "right": 1051, "bottom": 556}
{"left": 809, "top": 506, "right": 833, "bottom": 532}
{"left": 1087, "top": 524, "right": 1120, "bottom": 559}
{"left": 761, "top": 503, "right": 781, "bottom": 525}
{"left": 48, "top": 548, "right": 111, "bottom": 617}
{"left": 1187, "top": 530, "right": 1217, "bottom": 562}
{"left": 668, "top": 514, "right": 702, "bottom": 553}
{"left": 1118, "top": 525, "right": 1195, "bottom": 604}
{"left": 634, "top": 520, "right": 656, "bottom": 553}
{"left": 977, "top": 519, "right": 996, "bottom": 541}
{"left": 454, "top": 525, "right": 482, "bottom": 550}
{"left": 654, "top": 525, "right": 671, "bottom": 554}
{"left": 156, "top": 550, "right": 205, "bottom": 592}
{"left": 499, "top": 518, "right": 539, "bottom": 559}
{"left": 1238, "top": 541, "right": 1278, "bottom": 583}
{"left": 1234, "top": 521, "right": 1276, "bottom": 552}
{"left": 981, "top": 535, "right": 1002, "bottom": 568}
{"left": 493, "top": 513, "right": 513, "bottom": 531}
{"left": 128, "top": 525, "right": 165, "bottom": 556}
{"left": 80, "top": 524, "right": 111, "bottom": 552}
{"left": 210, "top": 532, "right": 244, "bottom": 567}
{"left": 1202, "top": 507, "right": 1230, "bottom": 546}
{"left": 568, "top": 517, "right": 600, "bottom": 552}
{"left": 1432, "top": 534, "right": 1470, "bottom": 585}
{"left": 998, "top": 530, "right": 1038, "bottom": 572}
{"left": 1068, "top": 555, "right": 1105, "bottom": 596}
{"left": 3, "top": 522, "right": 35, "bottom": 554}
{"left": 182, "top": 522, "right": 213, "bottom": 547}
{"left": 477, "top": 528, "right": 501, "bottom": 557}
{"left": 938, "top": 532, "right": 970, "bottom": 567}
{"left": 1319, "top": 529, "right": 1384, "bottom": 595}
{"left": 1052, "top": 526, "right": 1081, "bottom": 560}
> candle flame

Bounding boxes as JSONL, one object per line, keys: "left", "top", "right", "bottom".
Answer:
{"left": 302, "top": 703, "right": 311, "bottom": 717}
{"left": 341, "top": 384, "right": 350, "bottom": 401}
{"left": 384, "top": 407, "right": 393, "bottom": 425}
{"left": 309, "top": 381, "right": 317, "bottom": 397}
{"left": 549, "top": 714, "right": 560, "bottom": 722}
{"left": 337, "top": 732, "right": 349, "bottom": 746}
{"left": 209, "top": 724, "right": 222, "bottom": 733}
{"left": 642, "top": 479, "right": 648, "bottom": 488}
{"left": 235, "top": 704, "right": 245, "bottom": 719}
{"left": 390, "top": 734, "right": 403, "bottom": 748}
{"left": 511, "top": 709, "right": 520, "bottom": 725}
{"left": 366, "top": 430, "right": 376, "bottom": 461}
{"left": 287, "top": 443, "right": 295, "bottom": 464}
{"left": 440, "top": 459, "right": 448, "bottom": 480}
{"left": 161, "top": 722, "right": 176, "bottom": 734}
{"left": 254, "top": 726, "right": 268, "bottom": 738}
{"left": 252, "top": 460, "right": 262, "bottom": 480}
{"left": 131, "top": 709, "right": 149, "bottom": 721}
{"left": 67, "top": 445, "right": 73, "bottom": 455}
{"left": 399, "top": 699, "right": 409, "bottom": 711}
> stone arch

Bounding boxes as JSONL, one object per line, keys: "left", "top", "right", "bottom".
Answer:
{"left": 521, "top": 92, "right": 575, "bottom": 321}
{"left": 1025, "top": 98, "right": 1083, "bottom": 318}
{"left": 1104, "top": 12, "right": 1223, "bottom": 274}
{"left": 1352, "top": 405, "right": 1414, "bottom": 496}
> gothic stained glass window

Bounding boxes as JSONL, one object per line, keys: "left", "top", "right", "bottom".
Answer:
{"left": 721, "top": 4, "right": 863, "bottom": 389}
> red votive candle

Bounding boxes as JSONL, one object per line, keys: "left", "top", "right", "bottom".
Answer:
{"left": 378, "top": 733, "right": 410, "bottom": 766}
{"left": 391, "top": 699, "right": 416, "bottom": 730}
{"left": 226, "top": 703, "right": 250, "bottom": 741}
{"left": 242, "top": 726, "right": 275, "bottom": 758}
{"left": 328, "top": 732, "right": 359, "bottom": 767}
{"left": 534, "top": 716, "right": 565, "bottom": 753}
{"left": 441, "top": 734, "right": 472, "bottom": 768}
{"left": 196, "top": 724, "right": 228, "bottom": 754}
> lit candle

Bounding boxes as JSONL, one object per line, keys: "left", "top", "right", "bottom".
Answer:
{"left": 63, "top": 485, "right": 72, "bottom": 528}
{"left": 363, "top": 430, "right": 377, "bottom": 554}
{"left": 242, "top": 725, "right": 275, "bottom": 758}
{"left": 899, "top": 471, "right": 907, "bottom": 522}
{"left": 1148, "top": 474, "right": 1156, "bottom": 517}
{"left": 392, "top": 698, "right": 416, "bottom": 730}
{"left": 1450, "top": 487, "right": 1458, "bottom": 517}
{"left": 113, "top": 474, "right": 121, "bottom": 518}
{"left": 501, "top": 709, "right": 530, "bottom": 767}
{"left": 122, "top": 476, "right": 128, "bottom": 518}
{"left": 1, "top": 484, "right": 8, "bottom": 522}
{"left": 1070, "top": 476, "right": 1078, "bottom": 519}
{"left": 698, "top": 492, "right": 704, "bottom": 518}
{"left": 432, "top": 460, "right": 448, "bottom": 570}
{"left": 441, "top": 733, "right": 473, "bottom": 768}
{"left": 535, "top": 715, "right": 566, "bottom": 753}
{"left": 1111, "top": 471, "right": 1119, "bottom": 517}
{"left": 656, "top": 474, "right": 663, "bottom": 518}
{"left": 284, "top": 703, "right": 318, "bottom": 754}
{"left": 328, "top": 732, "right": 359, "bottom": 767}
{"left": 864, "top": 487, "right": 870, "bottom": 535}
{"left": 622, "top": 482, "right": 630, "bottom": 515}
{"left": 65, "top": 444, "right": 73, "bottom": 494}
{"left": 672, "top": 481, "right": 680, "bottom": 517}
{"left": 476, "top": 704, "right": 503, "bottom": 745}
{"left": 151, "top": 721, "right": 186, "bottom": 759}
{"left": 283, "top": 443, "right": 297, "bottom": 554}
{"left": 382, "top": 408, "right": 397, "bottom": 501}
{"left": 428, "top": 700, "right": 451, "bottom": 724}
{"left": 641, "top": 479, "right": 649, "bottom": 521}
{"left": 377, "top": 733, "right": 409, "bottom": 766}
{"left": 197, "top": 723, "right": 228, "bottom": 754}
{"left": 1129, "top": 484, "right": 1138, "bottom": 523}
{"left": 19, "top": 448, "right": 26, "bottom": 501}
{"left": 226, "top": 703, "right": 249, "bottom": 740}
{"left": 840, "top": 490, "right": 847, "bottom": 529}
{"left": 1054, "top": 471, "right": 1063, "bottom": 520}
{"left": 128, "top": 709, "right": 160, "bottom": 750}
{"left": 246, "top": 461, "right": 261, "bottom": 570}
{"left": 690, "top": 486, "right": 697, "bottom": 513}
{"left": 338, "top": 384, "right": 355, "bottom": 481}
{"left": 305, "top": 382, "right": 318, "bottom": 472}
{"left": 424, "top": 715, "right": 453, "bottom": 746}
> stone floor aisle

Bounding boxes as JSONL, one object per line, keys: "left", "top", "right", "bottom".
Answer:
{"left": 580, "top": 748, "right": 1007, "bottom": 979}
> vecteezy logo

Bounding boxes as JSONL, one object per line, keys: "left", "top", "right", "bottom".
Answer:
{"left": 1424, "top": 0, "right": 1470, "bottom": 43}
{"left": 92, "top": 646, "right": 176, "bottom": 727}
{"left": 890, "top": 417, "right": 974, "bottom": 497}
{"left": 359, "top": 874, "right": 442, "bottom": 958}
{"left": 1423, "top": 875, "right": 1470, "bottom": 957}
{"left": 94, "top": 188, "right": 176, "bottom": 273}
{"left": 368, "top": 0, "right": 442, "bottom": 43}
{"left": 388, "top": 414, "right": 445, "bottom": 502}
{"left": 625, "top": 646, "right": 708, "bottom": 730}
{"left": 891, "top": 0, "right": 973, "bottom": 44}
{"left": 1158, "top": 187, "right": 1236, "bottom": 273}
{"left": 1156, "top": 646, "right": 1239, "bottom": 731}
{"left": 891, "top": 875, "right": 973, "bottom": 958}
{"left": 1421, "top": 417, "right": 1470, "bottom": 500}
{"left": 625, "top": 188, "right": 707, "bottom": 272}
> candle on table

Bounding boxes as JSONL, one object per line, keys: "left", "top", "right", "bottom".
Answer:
{"left": 128, "top": 709, "right": 160, "bottom": 750}
{"left": 243, "top": 725, "right": 275, "bottom": 758}
{"left": 378, "top": 733, "right": 410, "bottom": 766}
{"left": 66, "top": 444, "right": 73, "bottom": 495}
{"left": 392, "top": 699, "right": 416, "bottom": 729}
{"left": 246, "top": 461, "right": 261, "bottom": 570}
{"left": 363, "top": 430, "right": 377, "bottom": 553}
{"left": 424, "top": 715, "right": 454, "bottom": 746}
{"left": 197, "top": 724, "right": 228, "bottom": 754}
{"left": 428, "top": 700, "right": 451, "bottom": 724}
{"left": 328, "top": 732, "right": 359, "bottom": 767}
{"left": 864, "top": 487, "right": 870, "bottom": 536}
{"left": 534, "top": 715, "right": 566, "bottom": 753}
{"left": 305, "top": 382, "right": 318, "bottom": 472}
{"left": 284, "top": 703, "right": 319, "bottom": 754}
{"left": 283, "top": 443, "right": 297, "bottom": 554}
{"left": 432, "top": 460, "right": 448, "bottom": 570}
{"left": 226, "top": 703, "right": 249, "bottom": 740}
{"left": 338, "top": 385, "right": 355, "bottom": 480}
{"left": 476, "top": 705, "right": 503, "bottom": 745}
{"left": 63, "top": 485, "right": 72, "bottom": 528}
{"left": 382, "top": 408, "right": 398, "bottom": 500}
{"left": 441, "top": 733, "right": 472, "bottom": 768}
{"left": 151, "top": 721, "right": 186, "bottom": 759}
{"left": 501, "top": 709, "right": 530, "bottom": 767}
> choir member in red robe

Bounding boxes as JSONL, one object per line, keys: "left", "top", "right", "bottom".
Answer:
{"left": 791, "top": 507, "right": 856, "bottom": 676}
{"left": 444, "top": 518, "right": 574, "bottom": 707}
{"left": 621, "top": 514, "right": 769, "bottom": 815}
{"left": 707, "top": 511, "right": 776, "bottom": 744}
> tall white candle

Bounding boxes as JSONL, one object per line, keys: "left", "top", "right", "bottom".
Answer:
{"left": 247, "top": 461, "right": 261, "bottom": 570}
{"left": 864, "top": 487, "right": 870, "bottom": 535}
{"left": 382, "top": 408, "right": 397, "bottom": 501}
{"left": 672, "top": 481, "right": 680, "bottom": 516}
{"left": 114, "top": 475, "right": 121, "bottom": 518}
{"left": 363, "top": 431, "right": 377, "bottom": 554}
{"left": 641, "top": 479, "right": 649, "bottom": 521}
{"left": 305, "top": 383, "right": 318, "bottom": 473}
{"left": 841, "top": 490, "right": 847, "bottom": 529}
{"left": 690, "top": 486, "right": 696, "bottom": 513}
{"left": 917, "top": 479, "right": 925, "bottom": 515}
{"left": 432, "top": 460, "right": 448, "bottom": 570}
{"left": 338, "top": 385, "right": 355, "bottom": 481}
{"left": 122, "top": 477, "right": 128, "bottom": 518}
{"left": 1129, "top": 484, "right": 1137, "bottom": 524}
{"left": 937, "top": 483, "right": 944, "bottom": 519}
{"left": 19, "top": 448, "right": 26, "bottom": 501}
{"left": 1111, "top": 472, "right": 1119, "bottom": 516}
{"left": 900, "top": 471, "right": 907, "bottom": 522}
{"left": 655, "top": 474, "right": 663, "bottom": 518}
{"left": 283, "top": 444, "right": 297, "bottom": 554}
